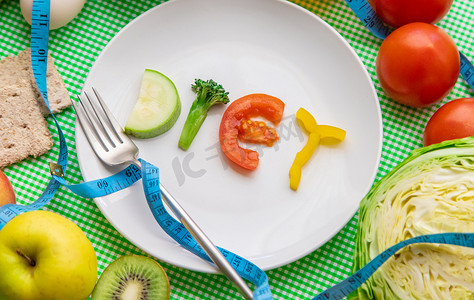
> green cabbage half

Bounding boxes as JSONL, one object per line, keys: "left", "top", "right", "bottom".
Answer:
{"left": 349, "top": 136, "right": 474, "bottom": 300}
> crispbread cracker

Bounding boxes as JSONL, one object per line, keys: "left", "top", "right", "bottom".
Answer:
{"left": 0, "top": 48, "right": 71, "bottom": 168}
{"left": 0, "top": 49, "right": 72, "bottom": 115}
{"left": 0, "top": 81, "right": 53, "bottom": 168}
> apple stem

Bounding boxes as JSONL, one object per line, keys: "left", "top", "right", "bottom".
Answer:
{"left": 16, "top": 249, "right": 36, "bottom": 266}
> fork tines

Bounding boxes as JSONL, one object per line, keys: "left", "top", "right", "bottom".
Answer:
{"left": 73, "top": 88, "right": 123, "bottom": 153}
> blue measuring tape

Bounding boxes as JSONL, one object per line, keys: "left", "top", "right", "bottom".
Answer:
{"left": 1, "top": 0, "right": 473, "bottom": 299}
{"left": 345, "top": 0, "right": 474, "bottom": 90}
{"left": 344, "top": 0, "right": 391, "bottom": 40}
{"left": 313, "top": 233, "right": 474, "bottom": 300}
{"left": 0, "top": 0, "right": 141, "bottom": 228}
{"left": 140, "top": 159, "right": 272, "bottom": 298}
{"left": 0, "top": 0, "right": 273, "bottom": 298}
{"left": 308, "top": 1, "right": 474, "bottom": 299}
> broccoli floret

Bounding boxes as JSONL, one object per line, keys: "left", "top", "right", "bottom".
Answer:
{"left": 178, "top": 79, "right": 230, "bottom": 150}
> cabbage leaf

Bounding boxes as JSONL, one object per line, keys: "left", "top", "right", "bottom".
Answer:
{"left": 349, "top": 136, "right": 474, "bottom": 300}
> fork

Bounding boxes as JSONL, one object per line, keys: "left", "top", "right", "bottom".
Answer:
{"left": 73, "top": 87, "right": 254, "bottom": 300}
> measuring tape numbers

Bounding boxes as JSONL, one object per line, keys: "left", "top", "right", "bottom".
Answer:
{"left": 0, "top": 0, "right": 140, "bottom": 228}
{"left": 140, "top": 159, "right": 272, "bottom": 299}
{"left": 0, "top": 0, "right": 274, "bottom": 298}
{"left": 0, "top": 0, "right": 63, "bottom": 227}
{"left": 3, "top": 0, "right": 473, "bottom": 300}
{"left": 344, "top": 0, "right": 474, "bottom": 90}
{"left": 309, "top": 1, "right": 474, "bottom": 299}
{"left": 344, "top": 0, "right": 391, "bottom": 39}
{"left": 313, "top": 233, "right": 474, "bottom": 300}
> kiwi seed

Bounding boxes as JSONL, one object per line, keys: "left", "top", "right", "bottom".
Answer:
{"left": 90, "top": 255, "right": 170, "bottom": 300}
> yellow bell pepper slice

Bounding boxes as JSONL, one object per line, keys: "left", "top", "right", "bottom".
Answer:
{"left": 289, "top": 132, "right": 320, "bottom": 191}
{"left": 295, "top": 107, "right": 318, "bottom": 133}
{"left": 289, "top": 108, "right": 346, "bottom": 191}
{"left": 317, "top": 125, "right": 346, "bottom": 144}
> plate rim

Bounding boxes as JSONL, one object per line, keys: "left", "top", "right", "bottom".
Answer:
{"left": 77, "top": 0, "right": 383, "bottom": 273}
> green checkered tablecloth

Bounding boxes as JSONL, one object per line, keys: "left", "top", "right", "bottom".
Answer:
{"left": 1, "top": 0, "right": 473, "bottom": 299}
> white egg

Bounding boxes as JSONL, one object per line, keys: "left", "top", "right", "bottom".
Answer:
{"left": 20, "top": 0, "right": 86, "bottom": 30}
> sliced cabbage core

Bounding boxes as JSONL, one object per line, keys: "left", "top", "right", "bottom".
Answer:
{"left": 351, "top": 137, "right": 474, "bottom": 300}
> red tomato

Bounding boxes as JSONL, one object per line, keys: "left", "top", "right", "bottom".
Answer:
{"left": 372, "top": 0, "right": 454, "bottom": 28}
{"left": 219, "top": 94, "right": 285, "bottom": 171}
{"left": 376, "top": 23, "right": 460, "bottom": 107}
{"left": 423, "top": 98, "right": 474, "bottom": 146}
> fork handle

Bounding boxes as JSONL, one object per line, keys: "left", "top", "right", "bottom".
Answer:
{"left": 161, "top": 185, "right": 254, "bottom": 299}
{"left": 131, "top": 159, "right": 254, "bottom": 300}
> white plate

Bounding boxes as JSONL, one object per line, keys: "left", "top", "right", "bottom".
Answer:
{"left": 77, "top": 0, "right": 382, "bottom": 273}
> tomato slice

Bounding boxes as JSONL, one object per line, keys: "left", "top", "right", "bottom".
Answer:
{"left": 219, "top": 94, "right": 285, "bottom": 170}
{"left": 238, "top": 119, "right": 279, "bottom": 147}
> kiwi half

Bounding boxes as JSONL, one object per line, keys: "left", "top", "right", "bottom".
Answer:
{"left": 91, "top": 255, "right": 170, "bottom": 300}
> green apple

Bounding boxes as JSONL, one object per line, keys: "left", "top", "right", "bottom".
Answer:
{"left": 0, "top": 210, "right": 97, "bottom": 300}
{"left": 0, "top": 169, "right": 16, "bottom": 206}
